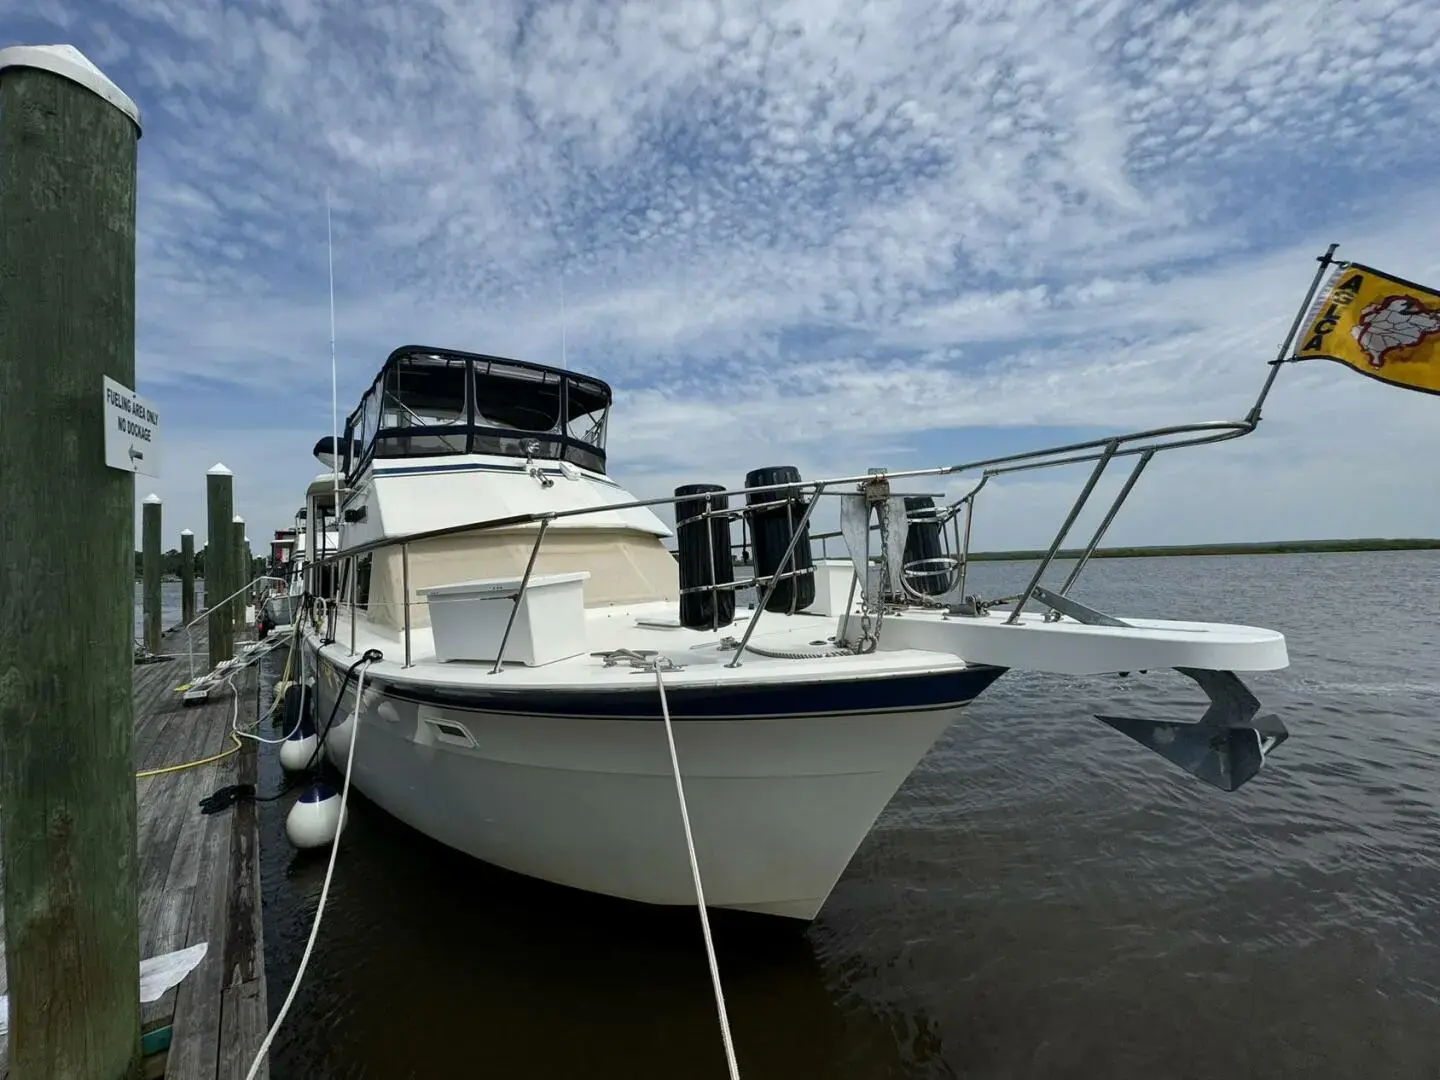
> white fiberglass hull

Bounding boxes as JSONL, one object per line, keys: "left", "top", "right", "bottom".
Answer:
{"left": 304, "top": 638, "right": 1000, "bottom": 920}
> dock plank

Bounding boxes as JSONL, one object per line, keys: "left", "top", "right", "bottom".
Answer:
{"left": 0, "top": 620, "right": 276, "bottom": 1080}
{"left": 217, "top": 979, "right": 268, "bottom": 1080}
{"left": 165, "top": 771, "right": 236, "bottom": 1079}
{"left": 223, "top": 744, "right": 262, "bottom": 990}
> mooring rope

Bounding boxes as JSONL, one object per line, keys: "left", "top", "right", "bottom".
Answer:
{"left": 243, "top": 653, "right": 376, "bottom": 1080}
{"left": 654, "top": 662, "right": 741, "bottom": 1080}
{"left": 235, "top": 622, "right": 309, "bottom": 746}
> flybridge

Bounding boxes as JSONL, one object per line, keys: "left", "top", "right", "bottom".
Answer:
{"left": 315, "top": 345, "right": 613, "bottom": 480}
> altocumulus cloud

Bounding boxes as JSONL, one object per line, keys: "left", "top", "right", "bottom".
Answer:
{"left": 6, "top": 0, "right": 1440, "bottom": 550}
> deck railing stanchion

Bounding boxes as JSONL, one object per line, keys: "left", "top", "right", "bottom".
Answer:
{"left": 957, "top": 479, "right": 987, "bottom": 602}
{"left": 702, "top": 494, "right": 720, "bottom": 630}
{"left": 402, "top": 542, "right": 412, "bottom": 668}
{"left": 726, "top": 483, "right": 825, "bottom": 668}
{"left": 1056, "top": 448, "right": 1156, "bottom": 599}
{"left": 491, "top": 518, "right": 552, "bottom": 674}
{"left": 349, "top": 558, "right": 357, "bottom": 654}
{"left": 1006, "top": 441, "right": 1118, "bottom": 625}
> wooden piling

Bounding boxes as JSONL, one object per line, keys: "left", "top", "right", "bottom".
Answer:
{"left": 232, "top": 515, "right": 247, "bottom": 627}
{"left": 4, "top": 620, "right": 276, "bottom": 1079}
{"left": 142, "top": 494, "right": 162, "bottom": 654}
{"left": 180, "top": 528, "right": 196, "bottom": 626}
{"left": 244, "top": 535, "right": 255, "bottom": 627}
{"left": 0, "top": 45, "right": 144, "bottom": 1080}
{"left": 206, "top": 465, "right": 234, "bottom": 669}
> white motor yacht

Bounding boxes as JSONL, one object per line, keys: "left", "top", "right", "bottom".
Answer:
{"left": 295, "top": 345, "right": 1289, "bottom": 921}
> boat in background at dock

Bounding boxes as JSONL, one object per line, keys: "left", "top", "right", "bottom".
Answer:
{"left": 260, "top": 512, "right": 335, "bottom": 637}
{"left": 293, "top": 344, "right": 1291, "bottom": 921}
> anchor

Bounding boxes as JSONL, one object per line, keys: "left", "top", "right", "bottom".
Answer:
{"left": 1095, "top": 668, "right": 1289, "bottom": 792}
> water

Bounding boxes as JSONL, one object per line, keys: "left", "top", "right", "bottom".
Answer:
{"left": 132, "top": 579, "right": 205, "bottom": 637}
{"left": 236, "top": 552, "right": 1440, "bottom": 1078}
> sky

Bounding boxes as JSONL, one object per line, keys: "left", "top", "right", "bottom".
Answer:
{"left": 8, "top": 0, "right": 1440, "bottom": 554}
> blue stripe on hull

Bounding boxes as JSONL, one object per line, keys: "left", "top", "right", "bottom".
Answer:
{"left": 312, "top": 646, "right": 1006, "bottom": 720}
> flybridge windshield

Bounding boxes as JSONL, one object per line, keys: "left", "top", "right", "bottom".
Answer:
{"left": 342, "top": 347, "right": 612, "bottom": 478}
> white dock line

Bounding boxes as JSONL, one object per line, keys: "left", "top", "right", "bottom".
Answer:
{"left": 655, "top": 662, "right": 741, "bottom": 1080}
{"left": 243, "top": 655, "right": 375, "bottom": 1080}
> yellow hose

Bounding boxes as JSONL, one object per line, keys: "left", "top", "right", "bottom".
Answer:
{"left": 141, "top": 622, "right": 300, "bottom": 779}
{"left": 135, "top": 732, "right": 243, "bottom": 778}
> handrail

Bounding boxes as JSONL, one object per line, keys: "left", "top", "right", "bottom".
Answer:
{"left": 313, "top": 417, "right": 1255, "bottom": 568}
{"left": 308, "top": 413, "right": 1259, "bottom": 670}
{"left": 184, "top": 574, "right": 286, "bottom": 680}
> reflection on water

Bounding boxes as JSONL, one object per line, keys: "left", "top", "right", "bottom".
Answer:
{"left": 243, "top": 551, "right": 1440, "bottom": 1079}
{"left": 259, "top": 783, "right": 938, "bottom": 1079}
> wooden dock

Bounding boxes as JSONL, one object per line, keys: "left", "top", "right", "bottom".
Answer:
{"left": 1, "top": 622, "right": 272, "bottom": 1079}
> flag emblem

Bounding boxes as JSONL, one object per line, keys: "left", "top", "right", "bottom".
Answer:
{"left": 1352, "top": 295, "right": 1440, "bottom": 370}
{"left": 1292, "top": 262, "right": 1440, "bottom": 395}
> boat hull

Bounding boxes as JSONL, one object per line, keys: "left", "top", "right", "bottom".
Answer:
{"left": 304, "top": 640, "right": 1003, "bottom": 920}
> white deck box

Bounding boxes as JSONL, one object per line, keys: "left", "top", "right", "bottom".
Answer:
{"left": 418, "top": 571, "right": 591, "bottom": 666}
{"left": 806, "top": 558, "right": 858, "bottom": 617}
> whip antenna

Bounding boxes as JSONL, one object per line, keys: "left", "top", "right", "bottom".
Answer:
{"left": 327, "top": 192, "right": 339, "bottom": 512}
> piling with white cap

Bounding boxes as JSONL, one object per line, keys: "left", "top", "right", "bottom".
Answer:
{"left": 232, "top": 513, "right": 247, "bottom": 625}
{"left": 207, "top": 463, "right": 235, "bottom": 666}
{"left": 142, "top": 493, "right": 163, "bottom": 652}
{"left": 0, "top": 42, "right": 144, "bottom": 1079}
{"left": 180, "top": 527, "right": 197, "bottom": 623}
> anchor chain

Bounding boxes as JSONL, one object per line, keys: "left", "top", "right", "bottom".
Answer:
{"left": 852, "top": 474, "right": 896, "bottom": 653}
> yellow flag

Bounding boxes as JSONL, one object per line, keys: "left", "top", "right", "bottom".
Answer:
{"left": 1292, "top": 262, "right": 1440, "bottom": 395}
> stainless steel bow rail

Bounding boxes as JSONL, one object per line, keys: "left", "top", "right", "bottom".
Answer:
{"left": 306, "top": 411, "right": 1262, "bottom": 671}
{"left": 300, "top": 408, "right": 1307, "bottom": 792}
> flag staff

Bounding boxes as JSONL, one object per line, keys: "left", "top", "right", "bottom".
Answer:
{"left": 1245, "top": 242, "right": 1340, "bottom": 425}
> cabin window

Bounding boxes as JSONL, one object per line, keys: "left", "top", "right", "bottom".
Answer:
{"left": 373, "top": 354, "right": 471, "bottom": 459}
{"left": 339, "top": 420, "right": 353, "bottom": 474}
{"left": 473, "top": 360, "right": 563, "bottom": 433}
{"left": 355, "top": 554, "right": 373, "bottom": 611}
{"left": 317, "top": 563, "right": 338, "bottom": 602}
{"left": 336, "top": 554, "right": 372, "bottom": 610}
{"left": 385, "top": 354, "right": 468, "bottom": 427}
{"left": 362, "top": 391, "right": 382, "bottom": 455}
{"left": 467, "top": 362, "right": 610, "bottom": 472}
{"left": 566, "top": 376, "right": 609, "bottom": 451}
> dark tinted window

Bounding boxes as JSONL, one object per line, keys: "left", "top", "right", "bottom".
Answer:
{"left": 473, "top": 360, "right": 563, "bottom": 433}
{"left": 344, "top": 351, "right": 613, "bottom": 477}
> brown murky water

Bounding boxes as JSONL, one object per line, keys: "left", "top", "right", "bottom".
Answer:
{"left": 244, "top": 552, "right": 1440, "bottom": 1078}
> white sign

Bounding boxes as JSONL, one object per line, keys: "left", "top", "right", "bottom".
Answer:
{"left": 102, "top": 375, "right": 162, "bottom": 477}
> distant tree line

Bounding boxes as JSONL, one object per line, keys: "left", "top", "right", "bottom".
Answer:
{"left": 693, "top": 537, "right": 1440, "bottom": 565}
{"left": 133, "top": 548, "right": 268, "bottom": 580}
{"left": 967, "top": 537, "right": 1440, "bottom": 561}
